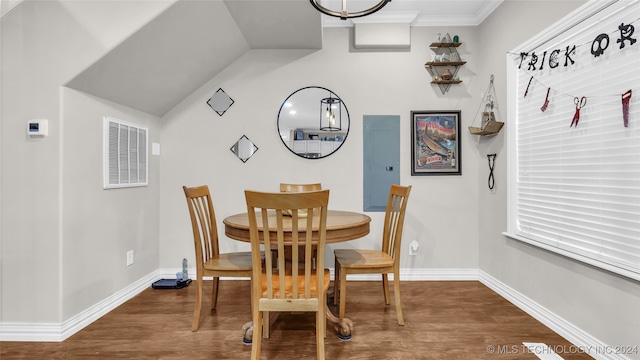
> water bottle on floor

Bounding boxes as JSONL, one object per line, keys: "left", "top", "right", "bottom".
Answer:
{"left": 182, "top": 258, "right": 188, "bottom": 281}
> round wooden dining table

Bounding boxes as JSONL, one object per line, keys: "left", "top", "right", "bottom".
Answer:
{"left": 223, "top": 210, "right": 371, "bottom": 342}
{"left": 224, "top": 210, "right": 371, "bottom": 244}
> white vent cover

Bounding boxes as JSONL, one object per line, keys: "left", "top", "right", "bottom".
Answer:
{"left": 354, "top": 23, "right": 411, "bottom": 49}
{"left": 103, "top": 116, "right": 148, "bottom": 189}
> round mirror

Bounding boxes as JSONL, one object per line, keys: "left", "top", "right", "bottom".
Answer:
{"left": 277, "top": 86, "right": 350, "bottom": 159}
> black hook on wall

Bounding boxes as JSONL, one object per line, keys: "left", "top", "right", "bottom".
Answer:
{"left": 487, "top": 154, "right": 497, "bottom": 190}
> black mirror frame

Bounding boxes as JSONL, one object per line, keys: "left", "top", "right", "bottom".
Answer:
{"left": 276, "top": 86, "right": 350, "bottom": 160}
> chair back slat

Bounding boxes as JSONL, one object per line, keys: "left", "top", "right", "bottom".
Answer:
{"left": 277, "top": 209, "right": 288, "bottom": 298}
{"left": 259, "top": 208, "right": 274, "bottom": 298}
{"left": 290, "top": 209, "right": 299, "bottom": 298}
{"left": 304, "top": 213, "right": 314, "bottom": 298}
{"left": 195, "top": 197, "right": 212, "bottom": 258}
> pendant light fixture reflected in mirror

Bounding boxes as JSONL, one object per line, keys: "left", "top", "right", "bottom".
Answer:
{"left": 310, "top": 0, "right": 391, "bottom": 20}
{"left": 320, "top": 95, "right": 342, "bottom": 131}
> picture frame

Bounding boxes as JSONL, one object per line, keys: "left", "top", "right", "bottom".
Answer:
{"left": 411, "top": 110, "right": 461, "bottom": 176}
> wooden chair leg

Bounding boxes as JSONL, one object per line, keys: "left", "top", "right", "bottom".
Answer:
{"left": 192, "top": 277, "right": 203, "bottom": 332}
{"left": 321, "top": 302, "right": 328, "bottom": 338}
{"left": 211, "top": 277, "right": 219, "bottom": 310}
{"left": 251, "top": 308, "right": 263, "bottom": 360}
{"left": 317, "top": 308, "right": 325, "bottom": 360}
{"left": 382, "top": 273, "right": 390, "bottom": 305}
{"left": 262, "top": 311, "right": 270, "bottom": 338}
{"left": 393, "top": 271, "right": 404, "bottom": 325}
{"left": 333, "top": 258, "right": 340, "bottom": 306}
{"left": 338, "top": 270, "right": 347, "bottom": 319}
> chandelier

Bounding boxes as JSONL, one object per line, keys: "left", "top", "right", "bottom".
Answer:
{"left": 310, "top": 0, "right": 391, "bottom": 20}
{"left": 319, "top": 95, "right": 342, "bottom": 131}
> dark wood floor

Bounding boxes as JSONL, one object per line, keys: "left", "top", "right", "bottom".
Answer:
{"left": 1, "top": 280, "right": 593, "bottom": 359}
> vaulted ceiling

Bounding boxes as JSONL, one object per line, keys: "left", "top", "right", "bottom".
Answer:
{"left": 64, "top": 0, "right": 501, "bottom": 116}
{"left": 65, "top": 0, "right": 322, "bottom": 116}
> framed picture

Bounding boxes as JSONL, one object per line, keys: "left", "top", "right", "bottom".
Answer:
{"left": 411, "top": 110, "right": 461, "bottom": 176}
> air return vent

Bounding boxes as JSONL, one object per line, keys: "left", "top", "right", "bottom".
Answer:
{"left": 103, "top": 116, "right": 148, "bottom": 189}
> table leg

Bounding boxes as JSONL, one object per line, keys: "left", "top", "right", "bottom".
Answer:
{"left": 242, "top": 321, "right": 253, "bottom": 345}
{"left": 241, "top": 307, "right": 353, "bottom": 344}
{"left": 325, "top": 302, "right": 353, "bottom": 341}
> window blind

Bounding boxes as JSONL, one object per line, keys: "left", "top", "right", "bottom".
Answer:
{"left": 103, "top": 116, "right": 148, "bottom": 189}
{"left": 506, "top": 0, "right": 640, "bottom": 280}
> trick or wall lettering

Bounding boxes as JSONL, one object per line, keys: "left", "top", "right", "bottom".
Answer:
{"left": 591, "top": 22, "right": 636, "bottom": 57}
{"left": 517, "top": 22, "right": 636, "bottom": 70}
{"left": 519, "top": 46, "right": 577, "bottom": 70}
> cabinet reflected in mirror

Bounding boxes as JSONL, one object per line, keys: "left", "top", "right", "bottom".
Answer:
{"left": 277, "top": 86, "right": 350, "bottom": 159}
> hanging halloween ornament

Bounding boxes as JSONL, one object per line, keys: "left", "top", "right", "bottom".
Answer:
{"left": 570, "top": 96, "right": 587, "bottom": 128}
{"left": 540, "top": 87, "right": 551, "bottom": 112}
{"left": 524, "top": 76, "right": 533, "bottom": 97}
{"left": 469, "top": 75, "right": 504, "bottom": 136}
{"left": 622, "top": 90, "right": 632, "bottom": 127}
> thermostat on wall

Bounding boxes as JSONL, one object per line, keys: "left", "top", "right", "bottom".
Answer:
{"left": 28, "top": 119, "right": 48, "bottom": 137}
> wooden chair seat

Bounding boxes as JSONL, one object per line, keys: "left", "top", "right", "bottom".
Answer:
{"left": 333, "top": 249, "right": 393, "bottom": 268}
{"left": 260, "top": 269, "right": 330, "bottom": 297}
{"left": 203, "top": 252, "right": 253, "bottom": 272}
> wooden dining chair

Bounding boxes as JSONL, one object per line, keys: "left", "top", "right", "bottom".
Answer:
{"left": 279, "top": 183, "right": 322, "bottom": 192}
{"left": 183, "top": 185, "right": 254, "bottom": 332}
{"left": 245, "top": 189, "right": 330, "bottom": 360}
{"left": 333, "top": 184, "right": 412, "bottom": 325}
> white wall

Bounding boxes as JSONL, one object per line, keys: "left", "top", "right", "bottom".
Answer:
{"left": 158, "top": 26, "right": 483, "bottom": 272}
{"left": 60, "top": 88, "right": 161, "bottom": 320}
{"left": 1, "top": 0, "right": 172, "bottom": 323}
{"left": 477, "top": 1, "right": 640, "bottom": 355}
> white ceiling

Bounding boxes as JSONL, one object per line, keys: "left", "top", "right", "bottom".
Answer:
{"left": 59, "top": 0, "right": 502, "bottom": 116}
{"left": 0, "top": 0, "right": 23, "bottom": 18}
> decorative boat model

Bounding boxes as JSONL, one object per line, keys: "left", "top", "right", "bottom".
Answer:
{"left": 469, "top": 75, "right": 504, "bottom": 136}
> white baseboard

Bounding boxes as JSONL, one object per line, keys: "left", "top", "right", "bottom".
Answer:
{"left": 329, "top": 267, "right": 479, "bottom": 281}
{"left": 0, "top": 322, "right": 64, "bottom": 342}
{"left": 478, "top": 270, "right": 629, "bottom": 360}
{"left": 1, "top": 267, "right": 623, "bottom": 360}
{"left": 0, "top": 270, "right": 162, "bottom": 342}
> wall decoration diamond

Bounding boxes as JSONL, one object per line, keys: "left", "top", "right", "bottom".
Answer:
{"left": 230, "top": 135, "right": 258, "bottom": 163}
{"left": 207, "top": 88, "right": 234, "bottom": 116}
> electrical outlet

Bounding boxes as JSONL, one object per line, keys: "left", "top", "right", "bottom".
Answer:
{"left": 127, "top": 250, "right": 134, "bottom": 266}
{"left": 409, "top": 240, "right": 419, "bottom": 256}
